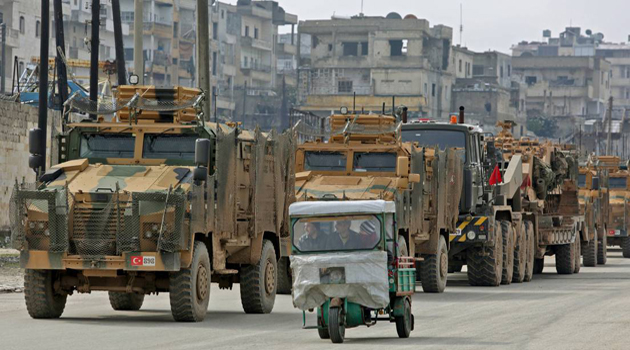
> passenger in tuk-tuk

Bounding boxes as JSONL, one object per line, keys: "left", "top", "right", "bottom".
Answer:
{"left": 359, "top": 220, "right": 379, "bottom": 248}
{"left": 326, "top": 220, "right": 362, "bottom": 250}
{"left": 298, "top": 222, "right": 327, "bottom": 251}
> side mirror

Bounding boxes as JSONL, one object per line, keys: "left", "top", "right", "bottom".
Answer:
{"left": 28, "top": 128, "right": 45, "bottom": 171}
{"left": 396, "top": 156, "right": 409, "bottom": 177}
{"left": 592, "top": 176, "right": 600, "bottom": 190}
{"left": 128, "top": 74, "right": 139, "bottom": 85}
{"left": 408, "top": 173, "right": 420, "bottom": 183}
{"left": 194, "top": 139, "right": 211, "bottom": 183}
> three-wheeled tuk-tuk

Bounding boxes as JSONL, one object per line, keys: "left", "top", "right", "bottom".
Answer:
{"left": 289, "top": 200, "right": 416, "bottom": 343}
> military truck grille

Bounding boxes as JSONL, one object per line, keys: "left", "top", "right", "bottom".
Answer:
{"left": 70, "top": 202, "right": 125, "bottom": 256}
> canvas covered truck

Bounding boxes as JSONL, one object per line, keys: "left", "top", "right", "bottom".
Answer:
{"left": 402, "top": 114, "right": 526, "bottom": 287}
{"left": 292, "top": 112, "right": 463, "bottom": 293}
{"left": 10, "top": 85, "right": 295, "bottom": 321}
{"left": 578, "top": 156, "right": 612, "bottom": 266}
{"left": 597, "top": 158, "right": 630, "bottom": 258}
{"left": 492, "top": 121, "right": 585, "bottom": 276}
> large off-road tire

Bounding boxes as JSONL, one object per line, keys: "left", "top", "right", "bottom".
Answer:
{"left": 317, "top": 316, "right": 330, "bottom": 339}
{"left": 583, "top": 229, "right": 598, "bottom": 267}
{"left": 523, "top": 221, "right": 535, "bottom": 282}
{"left": 328, "top": 307, "right": 345, "bottom": 344}
{"left": 573, "top": 237, "right": 581, "bottom": 274}
{"left": 597, "top": 233, "right": 607, "bottom": 265}
{"left": 240, "top": 239, "right": 277, "bottom": 314}
{"left": 512, "top": 221, "right": 527, "bottom": 283}
{"left": 467, "top": 220, "right": 504, "bottom": 286}
{"left": 533, "top": 258, "right": 544, "bottom": 274}
{"left": 622, "top": 237, "right": 630, "bottom": 258}
{"left": 276, "top": 257, "right": 292, "bottom": 295}
{"left": 501, "top": 221, "right": 515, "bottom": 285}
{"left": 169, "top": 241, "right": 211, "bottom": 322}
{"left": 24, "top": 269, "right": 67, "bottom": 319}
{"left": 395, "top": 298, "right": 412, "bottom": 339}
{"left": 108, "top": 292, "right": 145, "bottom": 311}
{"left": 420, "top": 235, "right": 448, "bottom": 293}
{"left": 555, "top": 243, "right": 575, "bottom": 275}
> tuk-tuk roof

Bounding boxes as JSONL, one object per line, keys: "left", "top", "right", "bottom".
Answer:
{"left": 289, "top": 200, "right": 396, "bottom": 217}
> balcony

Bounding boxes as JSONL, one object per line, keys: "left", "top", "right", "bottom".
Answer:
{"left": 241, "top": 36, "right": 272, "bottom": 51}
{"left": 241, "top": 63, "right": 273, "bottom": 82}
{"left": 4, "top": 28, "right": 20, "bottom": 48}
{"left": 130, "top": 20, "right": 173, "bottom": 38}
{"left": 276, "top": 42, "right": 297, "bottom": 55}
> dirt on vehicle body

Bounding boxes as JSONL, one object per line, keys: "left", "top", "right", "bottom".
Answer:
{"left": 10, "top": 86, "right": 295, "bottom": 321}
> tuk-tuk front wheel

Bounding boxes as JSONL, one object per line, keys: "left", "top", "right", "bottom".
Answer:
{"left": 395, "top": 298, "right": 412, "bottom": 338}
{"left": 328, "top": 307, "right": 345, "bottom": 344}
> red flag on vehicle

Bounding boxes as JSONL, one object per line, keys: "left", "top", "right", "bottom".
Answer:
{"left": 489, "top": 165, "right": 502, "bottom": 185}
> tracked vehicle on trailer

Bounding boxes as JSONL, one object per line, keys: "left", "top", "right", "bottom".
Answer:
{"left": 11, "top": 85, "right": 295, "bottom": 321}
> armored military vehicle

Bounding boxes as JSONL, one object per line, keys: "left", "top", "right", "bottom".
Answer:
{"left": 11, "top": 86, "right": 295, "bottom": 321}
{"left": 578, "top": 156, "right": 611, "bottom": 266}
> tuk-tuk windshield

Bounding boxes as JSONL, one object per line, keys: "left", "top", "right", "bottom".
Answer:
{"left": 293, "top": 215, "right": 381, "bottom": 253}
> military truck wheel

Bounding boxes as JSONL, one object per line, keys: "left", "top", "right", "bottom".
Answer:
{"left": 533, "top": 258, "right": 544, "bottom": 274}
{"left": 523, "top": 221, "right": 535, "bottom": 282}
{"left": 622, "top": 237, "right": 630, "bottom": 258}
{"left": 108, "top": 292, "right": 145, "bottom": 311}
{"left": 555, "top": 243, "right": 575, "bottom": 274}
{"left": 501, "top": 221, "right": 515, "bottom": 285}
{"left": 512, "top": 221, "right": 527, "bottom": 283}
{"left": 24, "top": 270, "right": 67, "bottom": 319}
{"left": 276, "top": 257, "right": 292, "bottom": 295}
{"left": 597, "top": 234, "right": 607, "bottom": 265}
{"left": 240, "top": 239, "right": 277, "bottom": 314}
{"left": 169, "top": 241, "right": 210, "bottom": 322}
{"left": 395, "top": 298, "right": 412, "bottom": 339}
{"left": 420, "top": 235, "right": 448, "bottom": 293}
{"left": 573, "top": 235, "right": 581, "bottom": 274}
{"left": 467, "top": 220, "right": 504, "bottom": 286}
{"left": 583, "top": 229, "right": 598, "bottom": 267}
{"left": 317, "top": 316, "right": 330, "bottom": 339}
{"left": 328, "top": 307, "right": 345, "bottom": 344}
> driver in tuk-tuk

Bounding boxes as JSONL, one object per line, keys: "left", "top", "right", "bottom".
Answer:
{"left": 298, "top": 222, "right": 328, "bottom": 251}
{"left": 327, "top": 220, "right": 362, "bottom": 250}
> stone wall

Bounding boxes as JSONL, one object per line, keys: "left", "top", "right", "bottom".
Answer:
{"left": 0, "top": 101, "right": 61, "bottom": 233}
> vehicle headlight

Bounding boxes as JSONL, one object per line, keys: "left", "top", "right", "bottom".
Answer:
{"left": 152, "top": 224, "right": 159, "bottom": 232}
{"left": 467, "top": 231, "right": 476, "bottom": 240}
{"left": 44, "top": 229, "right": 50, "bottom": 237}
{"left": 29, "top": 222, "right": 35, "bottom": 229}
{"left": 145, "top": 231, "right": 153, "bottom": 239}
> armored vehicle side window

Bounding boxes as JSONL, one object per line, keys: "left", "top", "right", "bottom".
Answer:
{"left": 609, "top": 177, "right": 627, "bottom": 189}
{"left": 293, "top": 215, "right": 381, "bottom": 253}
{"left": 578, "top": 174, "right": 586, "bottom": 188}
{"left": 79, "top": 134, "right": 135, "bottom": 158}
{"left": 304, "top": 151, "right": 347, "bottom": 171}
{"left": 353, "top": 152, "right": 396, "bottom": 172}
{"left": 401, "top": 129, "right": 466, "bottom": 162}
{"left": 143, "top": 134, "right": 197, "bottom": 160}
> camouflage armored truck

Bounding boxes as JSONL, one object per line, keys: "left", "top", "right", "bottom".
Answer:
{"left": 10, "top": 86, "right": 295, "bottom": 321}
{"left": 578, "top": 156, "right": 611, "bottom": 266}
{"left": 597, "top": 158, "right": 630, "bottom": 258}
{"left": 402, "top": 113, "right": 526, "bottom": 287}
{"left": 293, "top": 112, "right": 463, "bottom": 293}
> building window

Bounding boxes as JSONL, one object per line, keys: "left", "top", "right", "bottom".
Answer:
{"left": 432, "top": 83, "right": 436, "bottom": 97}
{"left": 360, "top": 41, "right": 368, "bottom": 56}
{"left": 245, "top": 25, "right": 249, "bottom": 37}
{"left": 19, "top": 16, "right": 25, "bottom": 34}
{"left": 19, "top": 61, "right": 24, "bottom": 74}
{"left": 124, "top": 48, "right": 133, "bottom": 61}
{"left": 508, "top": 64, "right": 511, "bottom": 76}
{"left": 338, "top": 80, "right": 353, "bottom": 93}
{"left": 0, "top": 12, "right": 3, "bottom": 24}
{"left": 500, "top": 66, "right": 504, "bottom": 78}
{"left": 328, "top": 43, "right": 333, "bottom": 52}
{"left": 243, "top": 56, "right": 248, "bottom": 68}
{"left": 254, "top": 27, "right": 258, "bottom": 39}
{"left": 342, "top": 42, "right": 358, "bottom": 56}
{"left": 389, "top": 39, "right": 408, "bottom": 56}
{"left": 525, "top": 76, "right": 537, "bottom": 85}
{"left": 458, "top": 59, "right": 462, "bottom": 73}
{"left": 221, "top": 10, "right": 225, "bottom": 19}
{"left": 472, "top": 65, "right": 484, "bottom": 76}
{"left": 121, "top": 11, "right": 134, "bottom": 22}
{"left": 213, "top": 22, "right": 218, "bottom": 40}
{"left": 212, "top": 52, "right": 217, "bottom": 76}
{"left": 36, "top": 20, "right": 41, "bottom": 38}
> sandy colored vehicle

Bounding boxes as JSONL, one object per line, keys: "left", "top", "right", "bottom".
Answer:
{"left": 598, "top": 158, "right": 630, "bottom": 258}
{"left": 578, "top": 156, "right": 611, "bottom": 266}
{"left": 289, "top": 200, "right": 416, "bottom": 343}
{"left": 292, "top": 112, "right": 463, "bottom": 293}
{"left": 10, "top": 86, "right": 295, "bottom": 321}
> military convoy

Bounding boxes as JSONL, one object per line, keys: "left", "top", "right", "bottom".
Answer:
{"left": 11, "top": 86, "right": 295, "bottom": 321}
{"left": 594, "top": 157, "right": 630, "bottom": 258}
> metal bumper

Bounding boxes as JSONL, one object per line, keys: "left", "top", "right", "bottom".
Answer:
{"left": 20, "top": 250, "right": 181, "bottom": 271}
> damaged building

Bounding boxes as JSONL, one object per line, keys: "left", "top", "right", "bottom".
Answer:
{"left": 297, "top": 13, "right": 454, "bottom": 120}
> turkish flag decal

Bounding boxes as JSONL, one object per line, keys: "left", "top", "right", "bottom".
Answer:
{"left": 131, "top": 256, "right": 143, "bottom": 266}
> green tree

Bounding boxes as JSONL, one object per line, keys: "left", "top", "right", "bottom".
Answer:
{"left": 527, "top": 116, "right": 558, "bottom": 138}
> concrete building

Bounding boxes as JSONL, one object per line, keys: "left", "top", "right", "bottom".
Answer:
{"left": 452, "top": 45, "right": 473, "bottom": 79}
{"left": 297, "top": 14, "right": 454, "bottom": 120}
{"left": 597, "top": 43, "right": 630, "bottom": 119}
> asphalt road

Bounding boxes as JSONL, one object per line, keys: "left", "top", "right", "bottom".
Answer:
{"left": 1, "top": 250, "right": 629, "bottom": 350}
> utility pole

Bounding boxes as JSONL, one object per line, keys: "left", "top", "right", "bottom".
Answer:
{"left": 197, "top": 0, "right": 211, "bottom": 121}
{"left": 133, "top": 0, "right": 143, "bottom": 85}
{"left": 37, "top": 0, "right": 51, "bottom": 173}
{"left": 606, "top": 96, "right": 613, "bottom": 155}
{"left": 89, "top": 0, "right": 100, "bottom": 120}
{"left": 112, "top": 0, "right": 126, "bottom": 85}
{"left": 53, "top": 0, "right": 68, "bottom": 108}
{"left": 1, "top": 23, "right": 5, "bottom": 94}
{"left": 281, "top": 74, "right": 287, "bottom": 130}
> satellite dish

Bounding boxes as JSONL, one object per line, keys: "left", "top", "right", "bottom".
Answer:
{"left": 585, "top": 29, "right": 593, "bottom": 36}
{"left": 386, "top": 12, "right": 402, "bottom": 19}
{"left": 404, "top": 14, "right": 417, "bottom": 19}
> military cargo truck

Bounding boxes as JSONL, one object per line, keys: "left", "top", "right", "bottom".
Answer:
{"left": 10, "top": 86, "right": 295, "bottom": 321}
{"left": 598, "top": 158, "right": 630, "bottom": 258}
{"left": 578, "top": 156, "right": 611, "bottom": 266}
{"left": 293, "top": 112, "right": 463, "bottom": 293}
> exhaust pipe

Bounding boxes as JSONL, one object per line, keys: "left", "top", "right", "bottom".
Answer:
{"left": 459, "top": 106, "right": 465, "bottom": 124}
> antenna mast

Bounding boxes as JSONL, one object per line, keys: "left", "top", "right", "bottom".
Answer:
{"left": 360, "top": 0, "right": 364, "bottom": 16}
{"left": 459, "top": 3, "right": 463, "bottom": 46}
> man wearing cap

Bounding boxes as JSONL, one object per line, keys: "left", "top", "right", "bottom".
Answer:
{"left": 327, "top": 220, "right": 362, "bottom": 250}
{"left": 298, "top": 222, "right": 327, "bottom": 251}
{"left": 359, "top": 220, "right": 380, "bottom": 248}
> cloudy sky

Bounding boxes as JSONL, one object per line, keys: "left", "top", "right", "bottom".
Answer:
{"left": 266, "top": 0, "right": 630, "bottom": 53}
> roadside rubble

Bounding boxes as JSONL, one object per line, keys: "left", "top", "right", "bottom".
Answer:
{"left": 0, "top": 249, "right": 22, "bottom": 293}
